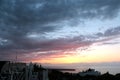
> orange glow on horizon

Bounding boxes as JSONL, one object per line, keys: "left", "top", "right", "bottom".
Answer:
{"left": 32, "top": 44, "right": 120, "bottom": 64}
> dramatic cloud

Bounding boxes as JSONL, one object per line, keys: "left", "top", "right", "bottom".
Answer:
{"left": 0, "top": 0, "right": 120, "bottom": 61}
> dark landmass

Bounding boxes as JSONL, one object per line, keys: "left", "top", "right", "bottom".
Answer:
{"left": 49, "top": 70, "right": 120, "bottom": 80}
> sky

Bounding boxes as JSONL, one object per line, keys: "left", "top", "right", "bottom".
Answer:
{"left": 0, "top": 0, "right": 120, "bottom": 74}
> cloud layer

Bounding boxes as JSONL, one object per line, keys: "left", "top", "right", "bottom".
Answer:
{"left": 0, "top": 0, "right": 120, "bottom": 61}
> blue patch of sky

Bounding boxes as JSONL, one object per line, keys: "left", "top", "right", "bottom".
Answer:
{"left": 44, "top": 13, "right": 120, "bottom": 39}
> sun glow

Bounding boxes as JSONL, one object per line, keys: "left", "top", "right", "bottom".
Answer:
{"left": 32, "top": 42, "right": 120, "bottom": 64}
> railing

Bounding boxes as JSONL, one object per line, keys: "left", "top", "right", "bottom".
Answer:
{"left": 0, "top": 72, "right": 25, "bottom": 80}
{"left": 13, "top": 72, "right": 25, "bottom": 80}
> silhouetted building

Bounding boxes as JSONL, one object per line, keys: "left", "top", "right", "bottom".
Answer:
{"left": 0, "top": 61, "right": 10, "bottom": 73}
{"left": 79, "top": 68, "right": 101, "bottom": 76}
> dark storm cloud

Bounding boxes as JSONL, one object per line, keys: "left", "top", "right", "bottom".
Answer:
{"left": 0, "top": 0, "right": 120, "bottom": 60}
{"left": 95, "top": 26, "right": 120, "bottom": 37}
{"left": 94, "top": 26, "right": 120, "bottom": 45}
{"left": 104, "top": 26, "right": 120, "bottom": 36}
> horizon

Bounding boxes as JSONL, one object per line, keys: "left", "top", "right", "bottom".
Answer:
{"left": 1, "top": 60, "right": 120, "bottom": 75}
{"left": 0, "top": 0, "right": 120, "bottom": 75}
{"left": 34, "top": 61, "right": 120, "bottom": 75}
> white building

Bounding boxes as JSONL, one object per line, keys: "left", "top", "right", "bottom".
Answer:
{"left": 79, "top": 68, "right": 101, "bottom": 76}
{"left": 0, "top": 61, "right": 49, "bottom": 80}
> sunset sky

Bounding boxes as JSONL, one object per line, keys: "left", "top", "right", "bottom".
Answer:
{"left": 0, "top": 0, "right": 120, "bottom": 74}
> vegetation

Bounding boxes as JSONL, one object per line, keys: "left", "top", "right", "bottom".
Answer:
{"left": 49, "top": 70, "right": 120, "bottom": 80}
